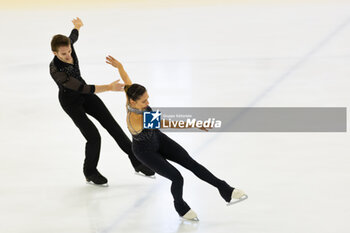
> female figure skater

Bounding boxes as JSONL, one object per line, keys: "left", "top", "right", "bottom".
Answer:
{"left": 106, "top": 55, "right": 247, "bottom": 220}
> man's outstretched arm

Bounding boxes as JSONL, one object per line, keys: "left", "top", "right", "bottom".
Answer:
{"left": 69, "top": 17, "right": 83, "bottom": 44}
{"left": 50, "top": 62, "right": 124, "bottom": 94}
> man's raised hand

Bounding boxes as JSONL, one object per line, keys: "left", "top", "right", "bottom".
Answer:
{"left": 72, "top": 17, "right": 83, "bottom": 30}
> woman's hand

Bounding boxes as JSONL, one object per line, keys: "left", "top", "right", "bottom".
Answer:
{"left": 106, "top": 55, "right": 123, "bottom": 69}
{"left": 109, "top": 79, "right": 125, "bottom": 92}
{"left": 198, "top": 126, "right": 212, "bottom": 132}
{"left": 106, "top": 55, "right": 132, "bottom": 85}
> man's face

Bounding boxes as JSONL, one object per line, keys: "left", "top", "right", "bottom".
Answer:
{"left": 54, "top": 45, "right": 73, "bottom": 64}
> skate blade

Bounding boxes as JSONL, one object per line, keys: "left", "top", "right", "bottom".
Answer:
{"left": 180, "top": 217, "right": 200, "bottom": 222}
{"left": 134, "top": 171, "right": 156, "bottom": 179}
{"left": 226, "top": 194, "right": 248, "bottom": 206}
{"left": 86, "top": 180, "right": 109, "bottom": 187}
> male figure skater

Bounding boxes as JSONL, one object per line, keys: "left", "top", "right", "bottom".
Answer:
{"left": 49, "top": 17, "right": 154, "bottom": 185}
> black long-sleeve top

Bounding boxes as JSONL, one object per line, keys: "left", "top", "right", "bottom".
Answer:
{"left": 49, "top": 29, "right": 95, "bottom": 94}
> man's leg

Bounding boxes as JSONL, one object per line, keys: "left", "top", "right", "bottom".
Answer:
{"left": 61, "top": 103, "right": 105, "bottom": 181}
{"left": 83, "top": 94, "right": 154, "bottom": 175}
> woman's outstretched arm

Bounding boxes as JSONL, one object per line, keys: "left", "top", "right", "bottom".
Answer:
{"left": 106, "top": 55, "right": 132, "bottom": 85}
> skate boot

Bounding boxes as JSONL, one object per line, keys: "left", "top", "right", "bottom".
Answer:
{"left": 227, "top": 188, "right": 248, "bottom": 206}
{"left": 218, "top": 181, "right": 248, "bottom": 205}
{"left": 181, "top": 209, "right": 199, "bottom": 221}
{"left": 134, "top": 164, "right": 156, "bottom": 179}
{"left": 174, "top": 201, "right": 198, "bottom": 221}
{"left": 85, "top": 170, "right": 108, "bottom": 186}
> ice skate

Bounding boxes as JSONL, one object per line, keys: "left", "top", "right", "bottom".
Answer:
{"left": 227, "top": 188, "right": 248, "bottom": 206}
{"left": 134, "top": 164, "right": 156, "bottom": 179}
{"left": 181, "top": 209, "right": 199, "bottom": 221}
{"left": 85, "top": 171, "right": 108, "bottom": 187}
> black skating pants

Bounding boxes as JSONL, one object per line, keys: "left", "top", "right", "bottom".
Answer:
{"left": 59, "top": 92, "right": 142, "bottom": 176}
{"left": 132, "top": 131, "right": 234, "bottom": 216}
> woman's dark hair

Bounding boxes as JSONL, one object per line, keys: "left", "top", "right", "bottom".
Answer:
{"left": 124, "top": 83, "right": 146, "bottom": 101}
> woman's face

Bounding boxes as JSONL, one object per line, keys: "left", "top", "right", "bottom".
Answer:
{"left": 131, "top": 91, "right": 149, "bottom": 109}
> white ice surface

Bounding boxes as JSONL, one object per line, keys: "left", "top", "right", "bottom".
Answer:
{"left": 1, "top": 2, "right": 350, "bottom": 233}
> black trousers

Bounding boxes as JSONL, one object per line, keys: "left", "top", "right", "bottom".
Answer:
{"left": 59, "top": 91, "right": 142, "bottom": 176}
{"left": 132, "top": 130, "right": 234, "bottom": 216}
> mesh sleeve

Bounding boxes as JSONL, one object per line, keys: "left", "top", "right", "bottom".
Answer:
{"left": 50, "top": 63, "right": 95, "bottom": 94}
{"left": 69, "top": 29, "right": 79, "bottom": 44}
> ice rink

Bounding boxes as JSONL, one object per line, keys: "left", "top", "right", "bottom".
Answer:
{"left": 1, "top": 0, "right": 350, "bottom": 232}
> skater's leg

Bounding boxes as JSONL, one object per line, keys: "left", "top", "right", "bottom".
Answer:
{"left": 83, "top": 95, "right": 149, "bottom": 170}
{"left": 132, "top": 144, "right": 191, "bottom": 216}
{"left": 61, "top": 103, "right": 102, "bottom": 178}
{"left": 159, "top": 133, "right": 234, "bottom": 202}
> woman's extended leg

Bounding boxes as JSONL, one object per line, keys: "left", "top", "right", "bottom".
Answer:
{"left": 132, "top": 144, "right": 192, "bottom": 216}
{"left": 158, "top": 133, "right": 234, "bottom": 202}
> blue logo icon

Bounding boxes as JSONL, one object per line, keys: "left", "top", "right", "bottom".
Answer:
{"left": 143, "top": 110, "right": 161, "bottom": 129}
